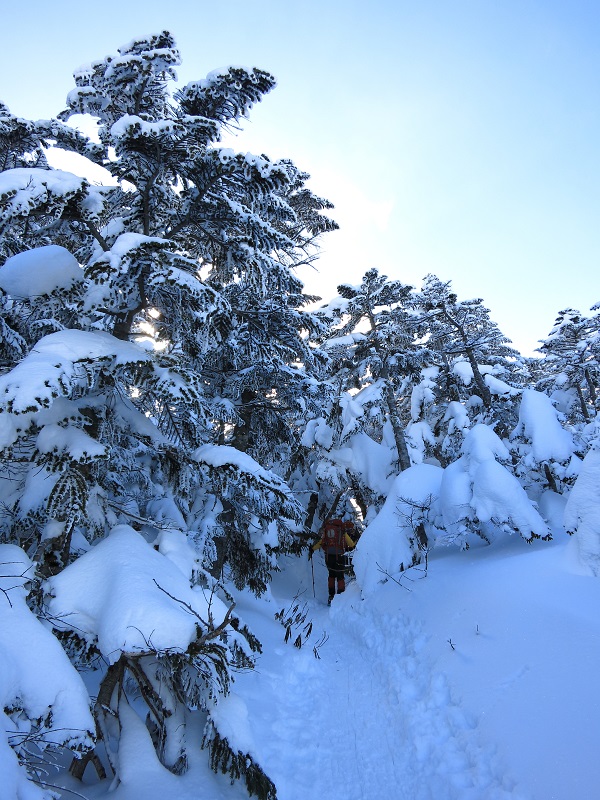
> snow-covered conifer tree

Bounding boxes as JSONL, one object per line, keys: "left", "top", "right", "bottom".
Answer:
{"left": 412, "top": 274, "right": 521, "bottom": 407}
{"left": 536, "top": 307, "right": 600, "bottom": 423}
{"left": 0, "top": 31, "right": 336, "bottom": 797}
{"left": 510, "top": 388, "right": 576, "bottom": 498}
{"left": 410, "top": 274, "right": 524, "bottom": 461}
{"left": 324, "top": 268, "right": 426, "bottom": 472}
{"left": 439, "top": 423, "right": 550, "bottom": 545}
{"left": 293, "top": 268, "right": 429, "bottom": 534}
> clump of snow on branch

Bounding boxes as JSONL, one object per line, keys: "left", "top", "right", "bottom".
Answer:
{"left": 301, "top": 417, "right": 334, "bottom": 450}
{"left": 452, "top": 359, "right": 519, "bottom": 398}
{"left": 45, "top": 525, "right": 228, "bottom": 661}
{"left": 0, "top": 167, "right": 107, "bottom": 223}
{"left": 207, "top": 690, "right": 258, "bottom": 760}
{"left": 410, "top": 368, "right": 437, "bottom": 421}
{"left": 512, "top": 389, "right": 575, "bottom": 464}
{"left": 0, "top": 245, "right": 83, "bottom": 298}
{"left": 0, "top": 329, "right": 151, "bottom": 447}
{"left": 194, "top": 444, "right": 297, "bottom": 500}
{"left": 311, "top": 430, "right": 394, "bottom": 498}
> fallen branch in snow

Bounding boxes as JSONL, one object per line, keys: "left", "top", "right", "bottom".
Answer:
{"left": 69, "top": 749, "right": 107, "bottom": 782}
{"left": 126, "top": 654, "right": 173, "bottom": 725}
{"left": 8, "top": 723, "right": 98, "bottom": 790}
{"left": 0, "top": 561, "right": 35, "bottom": 608}
{"left": 395, "top": 494, "right": 434, "bottom": 572}
{"left": 32, "top": 779, "right": 92, "bottom": 800}
{"left": 312, "top": 631, "right": 329, "bottom": 660}
{"left": 376, "top": 562, "right": 413, "bottom": 591}
{"left": 274, "top": 590, "right": 314, "bottom": 649}
{"left": 203, "top": 720, "right": 277, "bottom": 800}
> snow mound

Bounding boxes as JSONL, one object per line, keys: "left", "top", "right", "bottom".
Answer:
{"left": 354, "top": 463, "right": 444, "bottom": 595}
{"left": 0, "top": 245, "right": 83, "bottom": 298}
{"left": 45, "top": 525, "right": 228, "bottom": 662}
{"left": 512, "top": 389, "right": 574, "bottom": 463}
{"left": 0, "top": 544, "right": 94, "bottom": 798}
{"left": 564, "top": 448, "right": 600, "bottom": 575}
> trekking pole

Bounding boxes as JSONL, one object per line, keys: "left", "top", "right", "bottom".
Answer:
{"left": 310, "top": 554, "right": 316, "bottom": 597}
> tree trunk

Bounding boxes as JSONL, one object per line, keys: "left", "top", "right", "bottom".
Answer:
{"left": 350, "top": 478, "right": 368, "bottom": 521}
{"left": 112, "top": 270, "right": 148, "bottom": 341}
{"left": 440, "top": 309, "right": 491, "bottom": 409}
{"left": 464, "top": 347, "right": 492, "bottom": 409}
{"left": 230, "top": 389, "right": 256, "bottom": 453}
{"left": 584, "top": 367, "right": 598, "bottom": 413}
{"left": 364, "top": 311, "right": 411, "bottom": 472}
{"left": 112, "top": 311, "right": 137, "bottom": 341}
{"left": 384, "top": 383, "right": 411, "bottom": 471}
{"left": 319, "top": 489, "right": 344, "bottom": 526}
{"left": 543, "top": 463, "right": 558, "bottom": 493}
{"left": 415, "top": 522, "right": 428, "bottom": 550}
{"left": 576, "top": 382, "right": 591, "bottom": 422}
{"left": 440, "top": 352, "right": 461, "bottom": 403}
{"left": 304, "top": 492, "right": 319, "bottom": 533}
{"left": 70, "top": 751, "right": 107, "bottom": 782}
{"left": 91, "top": 657, "right": 125, "bottom": 777}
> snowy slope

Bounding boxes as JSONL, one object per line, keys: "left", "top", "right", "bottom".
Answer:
{"left": 400, "top": 535, "right": 600, "bottom": 800}
{"left": 232, "top": 532, "right": 600, "bottom": 800}
{"left": 52, "top": 530, "right": 600, "bottom": 800}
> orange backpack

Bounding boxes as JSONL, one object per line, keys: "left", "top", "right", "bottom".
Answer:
{"left": 322, "top": 519, "right": 346, "bottom": 554}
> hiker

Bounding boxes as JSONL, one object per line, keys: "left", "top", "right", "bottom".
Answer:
{"left": 309, "top": 518, "right": 356, "bottom": 605}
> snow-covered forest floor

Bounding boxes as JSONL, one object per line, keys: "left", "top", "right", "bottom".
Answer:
{"left": 73, "top": 527, "right": 600, "bottom": 800}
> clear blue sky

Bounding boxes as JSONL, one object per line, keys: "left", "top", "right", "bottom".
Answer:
{"left": 2, "top": 0, "right": 599, "bottom": 354}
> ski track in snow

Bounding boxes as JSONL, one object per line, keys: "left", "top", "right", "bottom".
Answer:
{"left": 236, "top": 566, "right": 524, "bottom": 800}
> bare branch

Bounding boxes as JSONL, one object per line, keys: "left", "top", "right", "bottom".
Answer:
{"left": 152, "top": 579, "right": 236, "bottom": 644}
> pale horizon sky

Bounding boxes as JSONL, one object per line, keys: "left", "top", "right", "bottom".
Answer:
{"left": 2, "top": 0, "right": 599, "bottom": 355}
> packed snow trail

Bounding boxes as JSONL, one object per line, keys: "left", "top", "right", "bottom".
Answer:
{"left": 233, "top": 556, "right": 523, "bottom": 800}
{"left": 52, "top": 536, "right": 600, "bottom": 800}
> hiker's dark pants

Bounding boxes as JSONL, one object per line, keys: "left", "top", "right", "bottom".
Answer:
{"left": 325, "top": 553, "right": 346, "bottom": 596}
